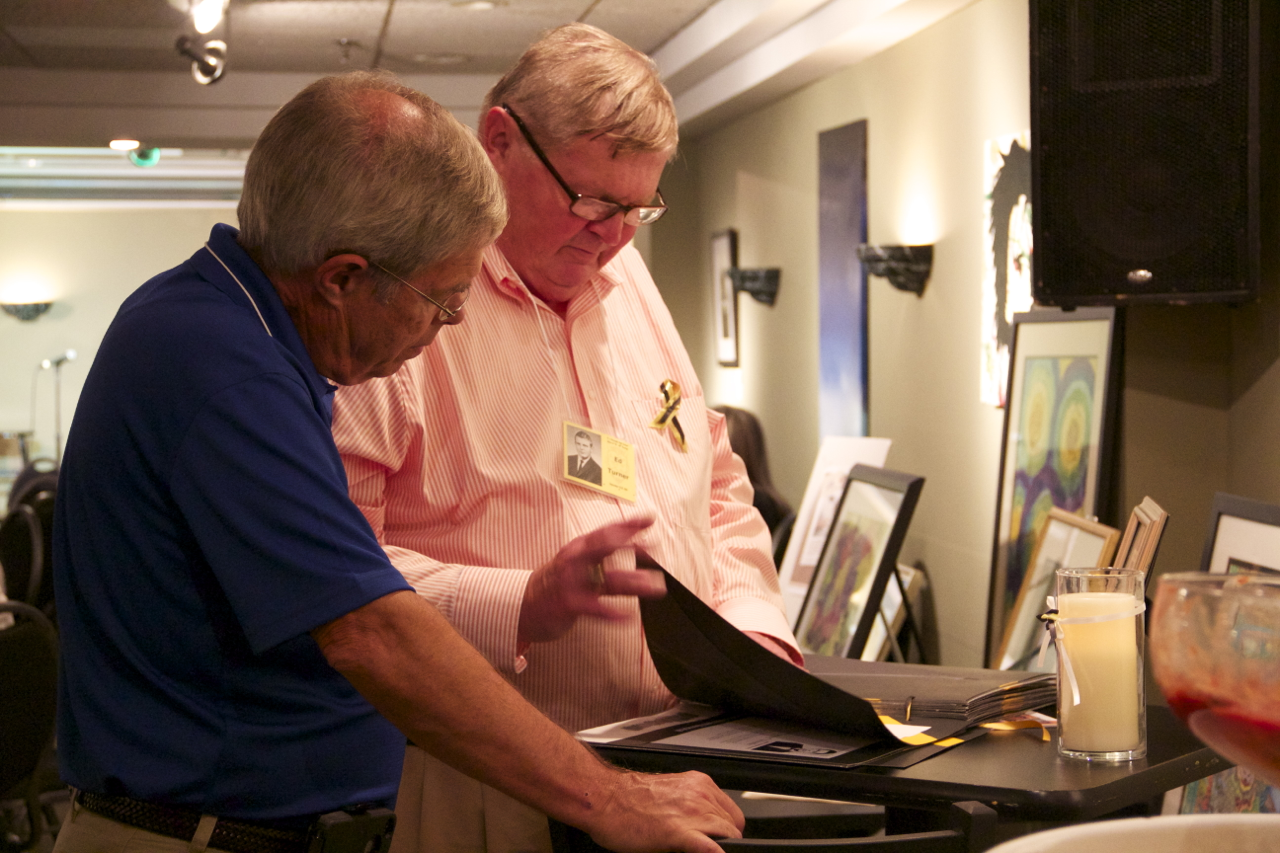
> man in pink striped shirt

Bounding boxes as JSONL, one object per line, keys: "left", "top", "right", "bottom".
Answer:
{"left": 332, "top": 24, "right": 800, "bottom": 853}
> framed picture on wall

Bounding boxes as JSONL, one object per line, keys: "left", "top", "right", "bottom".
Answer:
{"left": 1113, "top": 496, "right": 1169, "bottom": 576}
{"left": 712, "top": 229, "right": 739, "bottom": 367}
{"left": 795, "top": 464, "right": 924, "bottom": 660}
{"left": 994, "top": 507, "right": 1119, "bottom": 671}
{"left": 1200, "top": 492, "right": 1280, "bottom": 576}
{"left": 986, "top": 307, "right": 1120, "bottom": 666}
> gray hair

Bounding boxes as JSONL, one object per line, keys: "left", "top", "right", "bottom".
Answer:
{"left": 483, "top": 23, "right": 677, "bottom": 159}
{"left": 238, "top": 71, "right": 506, "bottom": 293}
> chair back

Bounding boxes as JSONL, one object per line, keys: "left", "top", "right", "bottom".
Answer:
{"left": 0, "top": 504, "right": 44, "bottom": 605}
{"left": 772, "top": 511, "right": 797, "bottom": 567}
{"left": 0, "top": 461, "right": 57, "bottom": 621}
{"left": 6, "top": 459, "right": 57, "bottom": 512}
{"left": 0, "top": 601, "right": 58, "bottom": 797}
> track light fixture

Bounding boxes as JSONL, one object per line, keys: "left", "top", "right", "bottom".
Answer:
{"left": 175, "top": 35, "right": 227, "bottom": 85}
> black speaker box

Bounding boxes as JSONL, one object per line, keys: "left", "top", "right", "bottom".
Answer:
{"left": 1031, "top": 0, "right": 1278, "bottom": 306}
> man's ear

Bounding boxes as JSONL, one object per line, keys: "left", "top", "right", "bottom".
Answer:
{"left": 480, "top": 106, "right": 514, "bottom": 162}
{"left": 315, "top": 254, "right": 370, "bottom": 307}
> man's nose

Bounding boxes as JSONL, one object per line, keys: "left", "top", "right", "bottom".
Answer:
{"left": 587, "top": 210, "right": 628, "bottom": 243}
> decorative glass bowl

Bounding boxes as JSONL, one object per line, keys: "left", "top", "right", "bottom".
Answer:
{"left": 1149, "top": 571, "right": 1280, "bottom": 786}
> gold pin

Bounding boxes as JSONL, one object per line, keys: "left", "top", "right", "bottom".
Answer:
{"left": 648, "top": 380, "right": 687, "bottom": 451}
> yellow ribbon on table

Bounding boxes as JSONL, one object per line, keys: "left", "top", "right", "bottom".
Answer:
{"left": 649, "top": 380, "right": 687, "bottom": 452}
{"left": 982, "top": 720, "right": 1052, "bottom": 742}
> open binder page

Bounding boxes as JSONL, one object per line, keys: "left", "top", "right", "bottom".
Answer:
{"left": 579, "top": 702, "right": 941, "bottom": 770}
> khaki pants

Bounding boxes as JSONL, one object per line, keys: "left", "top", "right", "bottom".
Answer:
{"left": 391, "top": 744, "right": 552, "bottom": 853}
{"left": 54, "top": 797, "right": 224, "bottom": 853}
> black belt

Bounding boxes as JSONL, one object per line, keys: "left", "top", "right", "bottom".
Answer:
{"left": 77, "top": 790, "right": 312, "bottom": 853}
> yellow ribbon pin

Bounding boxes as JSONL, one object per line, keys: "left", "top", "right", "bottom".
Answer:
{"left": 649, "top": 380, "right": 687, "bottom": 452}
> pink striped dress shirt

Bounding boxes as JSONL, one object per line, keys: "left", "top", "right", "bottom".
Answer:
{"left": 331, "top": 243, "right": 798, "bottom": 732}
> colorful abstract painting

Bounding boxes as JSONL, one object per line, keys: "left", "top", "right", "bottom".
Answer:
{"left": 799, "top": 514, "right": 890, "bottom": 656}
{"left": 1003, "top": 355, "right": 1096, "bottom": 614}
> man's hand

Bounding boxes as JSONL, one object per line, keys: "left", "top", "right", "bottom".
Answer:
{"left": 518, "top": 517, "right": 664, "bottom": 646}
{"left": 581, "top": 769, "right": 744, "bottom": 853}
{"left": 316, "top": 590, "right": 740, "bottom": 853}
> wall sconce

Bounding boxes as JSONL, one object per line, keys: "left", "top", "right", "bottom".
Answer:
{"left": 2, "top": 302, "right": 52, "bottom": 322}
{"left": 857, "top": 244, "right": 934, "bottom": 296}
{"left": 728, "top": 267, "right": 781, "bottom": 306}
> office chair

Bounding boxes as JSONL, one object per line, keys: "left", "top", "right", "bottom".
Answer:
{"left": 549, "top": 801, "right": 995, "bottom": 853}
{"left": 0, "top": 601, "right": 58, "bottom": 851}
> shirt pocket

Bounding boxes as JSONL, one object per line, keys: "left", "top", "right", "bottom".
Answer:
{"left": 626, "top": 393, "right": 714, "bottom": 596}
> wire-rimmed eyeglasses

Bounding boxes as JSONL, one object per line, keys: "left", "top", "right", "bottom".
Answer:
{"left": 370, "top": 261, "right": 470, "bottom": 321}
{"left": 503, "top": 104, "right": 667, "bottom": 226}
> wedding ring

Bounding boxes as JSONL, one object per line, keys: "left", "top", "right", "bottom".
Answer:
{"left": 589, "top": 562, "right": 606, "bottom": 592}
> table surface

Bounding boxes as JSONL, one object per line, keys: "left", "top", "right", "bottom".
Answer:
{"left": 593, "top": 704, "right": 1229, "bottom": 822}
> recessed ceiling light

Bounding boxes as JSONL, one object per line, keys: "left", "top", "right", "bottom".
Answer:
{"left": 450, "top": 0, "right": 505, "bottom": 10}
{"left": 110, "top": 139, "right": 141, "bottom": 151}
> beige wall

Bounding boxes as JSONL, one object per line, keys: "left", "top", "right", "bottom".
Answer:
{"left": 0, "top": 206, "right": 233, "bottom": 470}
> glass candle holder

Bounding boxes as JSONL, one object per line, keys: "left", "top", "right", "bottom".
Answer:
{"left": 1053, "top": 567, "right": 1147, "bottom": 761}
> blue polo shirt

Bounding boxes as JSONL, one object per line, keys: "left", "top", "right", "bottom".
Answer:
{"left": 54, "top": 224, "right": 412, "bottom": 820}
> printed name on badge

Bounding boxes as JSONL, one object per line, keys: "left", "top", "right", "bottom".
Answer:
{"left": 562, "top": 421, "right": 636, "bottom": 502}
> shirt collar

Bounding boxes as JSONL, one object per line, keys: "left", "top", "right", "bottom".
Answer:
{"left": 481, "top": 243, "right": 621, "bottom": 315}
{"left": 192, "top": 223, "right": 337, "bottom": 400}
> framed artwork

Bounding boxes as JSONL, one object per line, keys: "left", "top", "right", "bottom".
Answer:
{"left": 986, "top": 306, "right": 1120, "bottom": 665}
{"left": 1113, "top": 496, "right": 1168, "bottom": 576}
{"left": 712, "top": 229, "right": 739, "bottom": 367}
{"left": 795, "top": 464, "right": 924, "bottom": 660}
{"left": 776, "top": 436, "right": 892, "bottom": 624}
{"left": 994, "top": 507, "right": 1119, "bottom": 671}
{"left": 1199, "top": 493, "right": 1280, "bottom": 576}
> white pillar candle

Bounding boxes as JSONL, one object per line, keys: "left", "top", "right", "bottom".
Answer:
{"left": 1057, "top": 591, "right": 1142, "bottom": 753}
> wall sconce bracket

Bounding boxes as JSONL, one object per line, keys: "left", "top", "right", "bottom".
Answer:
{"left": 729, "top": 268, "right": 781, "bottom": 306}
{"left": 857, "top": 244, "right": 933, "bottom": 296}
{"left": 2, "top": 302, "right": 52, "bottom": 321}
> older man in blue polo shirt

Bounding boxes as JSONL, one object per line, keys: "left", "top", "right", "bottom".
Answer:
{"left": 51, "top": 71, "right": 741, "bottom": 853}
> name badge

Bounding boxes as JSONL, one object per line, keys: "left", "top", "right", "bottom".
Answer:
{"left": 563, "top": 422, "right": 636, "bottom": 502}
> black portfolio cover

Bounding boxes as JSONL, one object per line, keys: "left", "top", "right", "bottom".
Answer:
{"left": 638, "top": 568, "right": 1052, "bottom": 745}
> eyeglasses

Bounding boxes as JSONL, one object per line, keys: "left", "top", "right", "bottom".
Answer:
{"left": 502, "top": 104, "right": 667, "bottom": 226}
{"left": 370, "top": 261, "right": 470, "bottom": 321}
